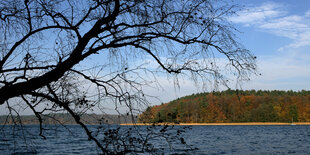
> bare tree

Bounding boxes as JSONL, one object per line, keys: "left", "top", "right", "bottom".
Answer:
{"left": 0, "top": 0, "right": 256, "bottom": 154}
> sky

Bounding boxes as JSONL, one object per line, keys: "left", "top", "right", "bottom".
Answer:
{"left": 145, "top": 0, "right": 310, "bottom": 105}
{"left": 1, "top": 0, "right": 310, "bottom": 115}
{"left": 230, "top": 0, "right": 310, "bottom": 90}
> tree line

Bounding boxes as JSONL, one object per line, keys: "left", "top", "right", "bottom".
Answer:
{"left": 0, "top": 113, "right": 136, "bottom": 125}
{"left": 139, "top": 90, "right": 310, "bottom": 123}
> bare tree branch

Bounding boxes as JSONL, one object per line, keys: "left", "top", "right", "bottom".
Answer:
{"left": 0, "top": 0, "right": 256, "bottom": 153}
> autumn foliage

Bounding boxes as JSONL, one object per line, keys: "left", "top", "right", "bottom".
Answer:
{"left": 139, "top": 90, "right": 310, "bottom": 123}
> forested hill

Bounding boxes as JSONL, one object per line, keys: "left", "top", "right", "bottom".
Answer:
{"left": 139, "top": 90, "right": 310, "bottom": 123}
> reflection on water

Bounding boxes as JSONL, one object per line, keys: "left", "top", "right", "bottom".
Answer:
{"left": 1, "top": 125, "right": 310, "bottom": 154}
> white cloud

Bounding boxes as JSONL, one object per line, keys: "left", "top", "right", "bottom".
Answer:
{"left": 231, "top": 2, "right": 310, "bottom": 49}
{"left": 230, "top": 2, "right": 285, "bottom": 25}
{"left": 242, "top": 51, "right": 310, "bottom": 91}
{"left": 259, "top": 16, "right": 305, "bottom": 30}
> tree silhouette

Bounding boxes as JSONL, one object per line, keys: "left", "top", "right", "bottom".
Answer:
{"left": 0, "top": 0, "right": 256, "bottom": 154}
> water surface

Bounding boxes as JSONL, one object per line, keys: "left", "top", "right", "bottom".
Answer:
{"left": 1, "top": 125, "right": 310, "bottom": 154}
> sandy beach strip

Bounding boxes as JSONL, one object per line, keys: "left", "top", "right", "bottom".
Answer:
{"left": 120, "top": 122, "right": 310, "bottom": 126}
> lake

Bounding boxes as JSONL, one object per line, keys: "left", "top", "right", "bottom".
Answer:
{"left": 1, "top": 125, "right": 310, "bottom": 154}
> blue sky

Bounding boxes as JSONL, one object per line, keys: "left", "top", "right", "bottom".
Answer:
{"left": 147, "top": 0, "right": 310, "bottom": 104}
{"left": 229, "top": 0, "right": 310, "bottom": 91}
{"left": 80, "top": 0, "right": 310, "bottom": 105}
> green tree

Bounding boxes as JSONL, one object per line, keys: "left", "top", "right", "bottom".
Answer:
{"left": 289, "top": 104, "right": 298, "bottom": 122}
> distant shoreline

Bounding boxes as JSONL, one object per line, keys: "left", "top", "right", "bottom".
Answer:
{"left": 120, "top": 122, "right": 310, "bottom": 126}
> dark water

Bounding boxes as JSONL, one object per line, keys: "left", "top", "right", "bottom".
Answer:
{"left": 1, "top": 125, "right": 310, "bottom": 154}
{"left": 186, "top": 125, "right": 310, "bottom": 154}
